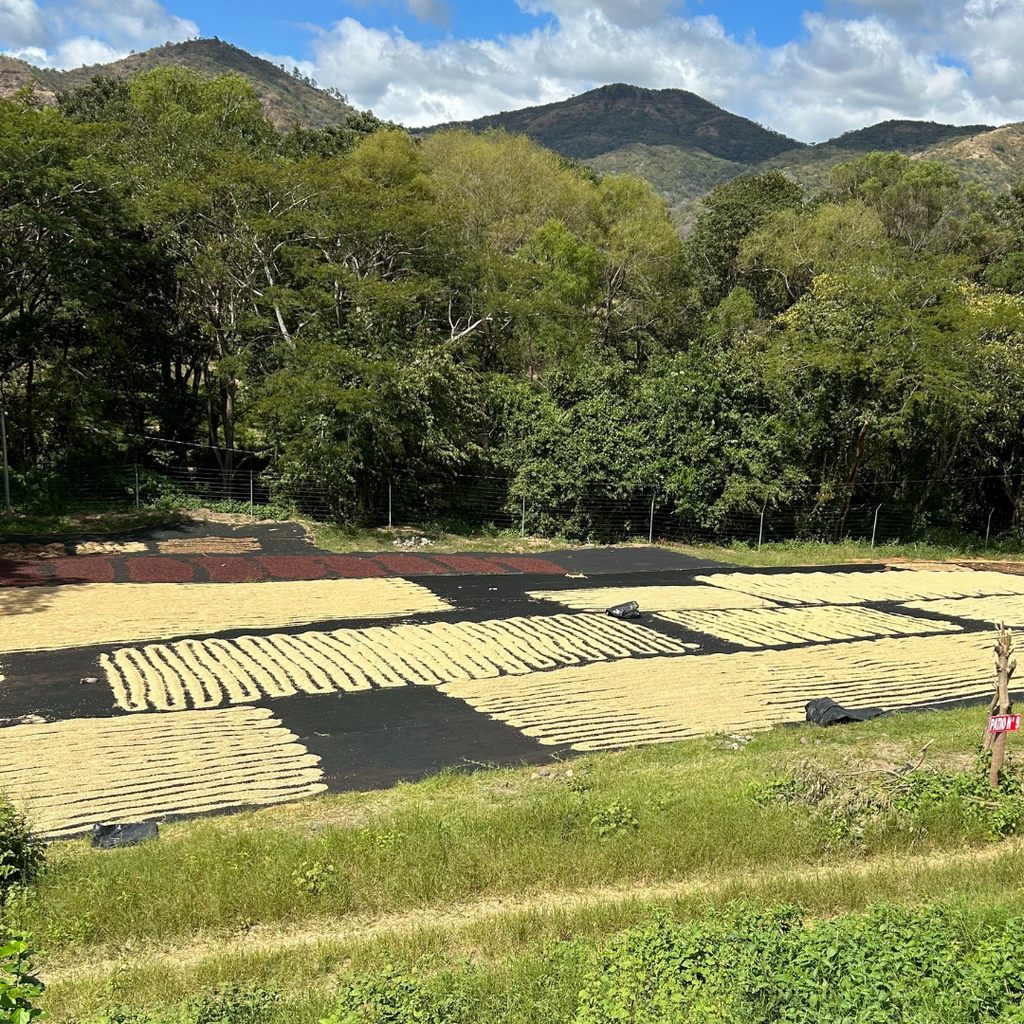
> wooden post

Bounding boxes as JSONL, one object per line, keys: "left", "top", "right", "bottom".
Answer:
{"left": 985, "top": 624, "right": 1016, "bottom": 788}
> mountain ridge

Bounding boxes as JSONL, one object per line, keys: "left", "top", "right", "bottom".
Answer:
{"left": 419, "top": 83, "right": 804, "bottom": 164}
{"left": 0, "top": 39, "right": 354, "bottom": 129}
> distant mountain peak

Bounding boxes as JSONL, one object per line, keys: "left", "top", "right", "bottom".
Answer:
{"left": 421, "top": 83, "right": 805, "bottom": 164}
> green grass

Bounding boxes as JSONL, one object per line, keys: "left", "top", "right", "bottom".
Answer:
{"left": 24, "top": 704, "right": 1024, "bottom": 1022}
{"left": 22, "top": 709, "right": 1006, "bottom": 946}
{"left": 665, "top": 536, "right": 1024, "bottom": 567}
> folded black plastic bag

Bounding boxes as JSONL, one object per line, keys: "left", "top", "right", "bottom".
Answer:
{"left": 607, "top": 600, "right": 641, "bottom": 619}
{"left": 92, "top": 822, "right": 159, "bottom": 849}
{"left": 805, "top": 697, "right": 885, "bottom": 727}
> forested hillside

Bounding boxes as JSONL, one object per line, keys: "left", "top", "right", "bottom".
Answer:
{"left": 423, "top": 83, "right": 802, "bottom": 163}
{"left": 422, "top": 87, "right": 1018, "bottom": 229}
{"left": 0, "top": 39, "right": 354, "bottom": 129}
{"left": 4, "top": 69, "right": 1024, "bottom": 542}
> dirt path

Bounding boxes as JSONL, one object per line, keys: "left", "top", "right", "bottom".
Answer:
{"left": 44, "top": 840, "right": 1021, "bottom": 985}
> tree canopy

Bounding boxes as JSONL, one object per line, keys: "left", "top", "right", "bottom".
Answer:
{"left": 4, "top": 70, "right": 1024, "bottom": 541}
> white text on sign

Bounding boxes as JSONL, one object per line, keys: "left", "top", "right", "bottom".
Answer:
{"left": 988, "top": 714, "right": 1022, "bottom": 733}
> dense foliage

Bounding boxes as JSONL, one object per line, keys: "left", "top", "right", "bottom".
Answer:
{"left": 0, "top": 935, "right": 44, "bottom": 1024}
{"left": 5, "top": 71, "right": 1024, "bottom": 539}
{"left": 0, "top": 801, "right": 44, "bottom": 911}
{"left": 575, "top": 904, "right": 1024, "bottom": 1023}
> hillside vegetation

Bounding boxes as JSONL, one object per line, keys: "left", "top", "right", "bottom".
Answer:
{"left": 421, "top": 82, "right": 803, "bottom": 163}
{"left": 423, "top": 86, "right": 1024, "bottom": 217}
{"left": 0, "top": 39, "right": 354, "bottom": 129}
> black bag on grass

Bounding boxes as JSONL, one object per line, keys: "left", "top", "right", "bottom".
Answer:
{"left": 92, "top": 822, "right": 159, "bottom": 849}
{"left": 805, "top": 698, "right": 885, "bottom": 727}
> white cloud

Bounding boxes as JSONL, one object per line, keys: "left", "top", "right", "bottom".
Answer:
{"left": 296, "top": 0, "right": 1024, "bottom": 140}
{"left": 309, "top": 10, "right": 758, "bottom": 126}
{"left": 1, "top": 0, "right": 197, "bottom": 69}
{"left": 0, "top": 0, "right": 51, "bottom": 48}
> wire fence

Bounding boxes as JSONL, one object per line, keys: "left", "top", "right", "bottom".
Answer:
{"left": 4, "top": 459, "right": 1017, "bottom": 550}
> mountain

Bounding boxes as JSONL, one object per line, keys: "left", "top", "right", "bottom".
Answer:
{"left": 0, "top": 39, "right": 354, "bottom": 129}
{"left": 422, "top": 83, "right": 805, "bottom": 164}
{"left": 422, "top": 85, "right": 1014, "bottom": 229}
{"left": 921, "top": 122, "right": 1024, "bottom": 192}
{"left": 824, "top": 119, "right": 994, "bottom": 153}
{"left": 4, "top": 39, "right": 1021, "bottom": 228}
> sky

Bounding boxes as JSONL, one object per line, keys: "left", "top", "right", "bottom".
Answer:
{"left": 3, "top": 0, "right": 1024, "bottom": 141}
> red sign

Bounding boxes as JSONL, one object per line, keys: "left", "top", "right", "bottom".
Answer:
{"left": 988, "top": 714, "right": 1022, "bottom": 733}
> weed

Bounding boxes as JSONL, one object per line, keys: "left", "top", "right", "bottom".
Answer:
{"left": 292, "top": 862, "right": 341, "bottom": 899}
{"left": 750, "top": 753, "right": 1024, "bottom": 850}
{"left": 321, "top": 965, "right": 470, "bottom": 1024}
{"left": 575, "top": 903, "right": 1024, "bottom": 1023}
{"left": 190, "top": 986, "right": 279, "bottom": 1024}
{"left": 589, "top": 803, "right": 639, "bottom": 839}
{"left": 361, "top": 830, "right": 406, "bottom": 852}
{"left": 0, "top": 802, "right": 44, "bottom": 916}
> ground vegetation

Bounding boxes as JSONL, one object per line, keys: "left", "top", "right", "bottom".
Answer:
{"left": 11, "top": 706, "right": 1024, "bottom": 1022}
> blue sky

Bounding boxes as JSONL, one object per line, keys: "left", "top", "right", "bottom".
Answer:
{"left": 160, "top": 0, "right": 825, "bottom": 54}
{"left": 3, "top": 0, "right": 1023, "bottom": 140}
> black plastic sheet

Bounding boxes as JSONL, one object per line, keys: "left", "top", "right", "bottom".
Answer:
{"left": 805, "top": 697, "right": 885, "bottom": 727}
{"left": 607, "top": 600, "right": 641, "bottom": 619}
{"left": 92, "top": 822, "right": 159, "bottom": 849}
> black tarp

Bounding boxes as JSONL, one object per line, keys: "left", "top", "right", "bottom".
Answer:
{"left": 805, "top": 697, "right": 885, "bottom": 726}
{"left": 92, "top": 822, "right": 159, "bottom": 849}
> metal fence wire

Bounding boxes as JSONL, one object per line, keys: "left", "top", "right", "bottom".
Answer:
{"left": 5, "top": 458, "right": 1019, "bottom": 549}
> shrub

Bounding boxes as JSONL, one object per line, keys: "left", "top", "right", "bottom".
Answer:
{"left": 0, "top": 933, "right": 45, "bottom": 1024}
{"left": 0, "top": 802, "right": 44, "bottom": 908}
{"left": 575, "top": 904, "right": 1024, "bottom": 1024}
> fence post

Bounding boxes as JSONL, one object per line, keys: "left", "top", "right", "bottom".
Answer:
{"left": 521, "top": 494, "right": 526, "bottom": 538}
{"left": 389, "top": 479, "right": 393, "bottom": 529}
{"left": 757, "top": 502, "right": 766, "bottom": 552}
{"left": 986, "top": 508, "right": 995, "bottom": 552}
{"left": 0, "top": 406, "right": 10, "bottom": 520}
{"left": 649, "top": 494, "right": 656, "bottom": 545}
{"left": 133, "top": 463, "right": 140, "bottom": 511}
{"left": 249, "top": 470, "right": 254, "bottom": 521}
{"left": 871, "top": 503, "right": 882, "bottom": 550}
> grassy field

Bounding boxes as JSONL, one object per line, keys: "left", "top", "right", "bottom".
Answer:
{"left": 17, "top": 702, "right": 1024, "bottom": 1023}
